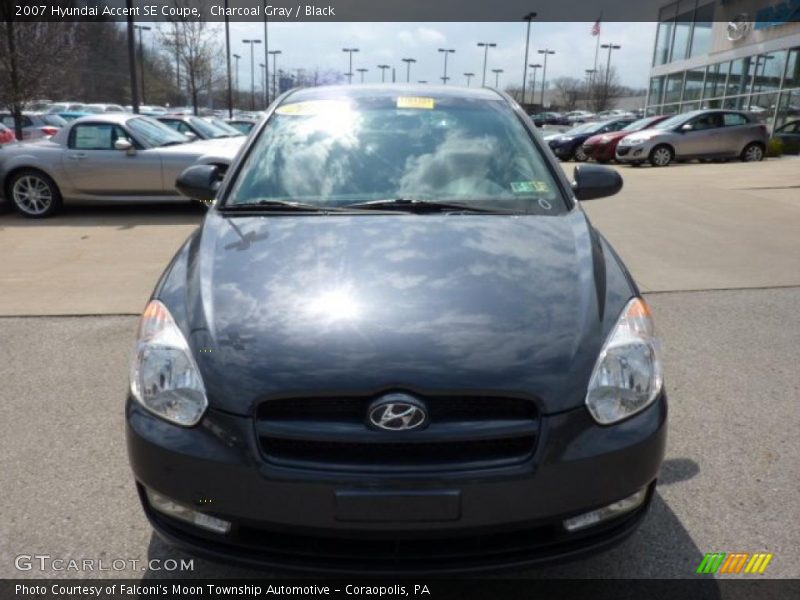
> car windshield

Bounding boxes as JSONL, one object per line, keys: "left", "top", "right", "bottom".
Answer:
{"left": 187, "top": 116, "right": 228, "bottom": 138}
{"left": 127, "top": 117, "right": 189, "bottom": 147}
{"left": 622, "top": 117, "right": 659, "bottom": 132}
{"left": 43, "top": 114, "right": 67, "bottom": 127}
{"left": 564, "top": 123, "right": 596, "bottom": 135}
{"left": 653, "top": 113, "right": 693, "bottom": 130}
{"left": 207, "top": 118, "right": 243, "bottom": 135}
{"left": 225, "top": 94, "right": 565, "bottom": 214}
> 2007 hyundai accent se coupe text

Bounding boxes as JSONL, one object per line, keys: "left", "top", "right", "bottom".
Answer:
{"left": 126, "top": 85, "right": 667, "bottom": 574}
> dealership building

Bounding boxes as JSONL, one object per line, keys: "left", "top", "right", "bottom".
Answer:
{"left": 646, "top": 0, "right": 800, "bottom": 129}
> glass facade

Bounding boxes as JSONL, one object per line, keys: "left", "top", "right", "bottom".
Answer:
{"left": 652, "top": 1, "right": 715, "bottom": 67}
{"left": 648, "top": 44, "right": 800, "bottom": 130}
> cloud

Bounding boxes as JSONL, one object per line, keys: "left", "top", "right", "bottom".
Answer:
{"left": 397, "top": 26, "right": 446, "bottom": 47}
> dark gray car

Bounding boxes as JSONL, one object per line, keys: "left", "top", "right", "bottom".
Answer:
{"left": 616, "top": 109, "right": 769, "bottom": 166}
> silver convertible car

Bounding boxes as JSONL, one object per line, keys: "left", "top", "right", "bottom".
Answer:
{"left": 0, "top": 114, "right": 244, "bottom": 217}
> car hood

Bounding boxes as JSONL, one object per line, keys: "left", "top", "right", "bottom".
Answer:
{"left": 585, "top": 131, "right": 628, "bottom": 144}
{"left": 159, "top": 210, "right": 633, "bottom": 416}
{"left": 621, "top": 129, "right": 666, "bottom": 143}
{"left": 157, "top": 136, "right": 245, "bottom": 156}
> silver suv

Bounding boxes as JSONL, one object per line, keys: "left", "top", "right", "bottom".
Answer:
{"left": 616, "top": 110, "right": 768, "bottom": 167}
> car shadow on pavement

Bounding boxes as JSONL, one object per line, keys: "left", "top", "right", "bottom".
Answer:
{"left": 140, "top": 458, "right": 710, "bottom": 584}
{"left": 0, "top": 202, "right": 206, "bottom": 228}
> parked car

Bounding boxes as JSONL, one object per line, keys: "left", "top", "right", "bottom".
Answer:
{"left": 46, "top": 102, "right": 87, "bottom": 114}
{"left": 0, "top": 112, "right": 67, "bottom": 141}
{"left": 202, "top": 117, "right": 245, "bottom": 137}
{"left": 225, "top": 118, "right": 258, "bottom": 134}
{"left": 85, "top": 103, "right": 127, "bottom": 113}
{"left": 57, "top": 111, "right": 95, "bottom": 122}
{"left": 126, "top": 84, "right": 666, "bottom": 573}
{"left": 616, "top": 109, "right": 769, "bottom": 167}
{"left": 564, "top": 110, "right": 596, "bottom": 124}
{"left": 157, "top": 115, "right": 241, "bottom": 140}
{"left": 529, "top": 111, "right": 569, "bottom": 127}
{"left": 0, "top": 113, "right": 245, "bottom": 217}
{"left": 139, "top": 105, "right": 169, "bottom": 117}
{"left": 581, "top": 115, "right": 669, "bottom": 163}
{"left": 772, "top": 120, "right": 800, "bottom": 154}
{"left": 595, "top": 109, "right": 635, "bottom": 120}
{"left": 0, "top": 123, "right": 15, "bottom": 146}
{"left": 547, "top": 117, "right": 636, "bottom": 161}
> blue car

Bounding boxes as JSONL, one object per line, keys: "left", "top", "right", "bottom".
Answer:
{"left": 547, "top": 117, "right": 635, "bottom": 162}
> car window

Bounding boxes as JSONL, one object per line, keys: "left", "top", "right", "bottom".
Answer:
{"left": 690, "top": 114, "right": 723, "bottom": 130}
{"left": 723, "top": 113, "right": 748, "bottom": 127}
{"left": 127, "top": 117, "right": 188, "bottom": 147}
{"left": 226, "top": 95, "right": 566, "bottom": 214}
{"left": 160, "top": 119, "right": 182, "bottom": 131}
{"left": 43, "top": 115, "right": 67, "bottom": 127}
{"left": 69, "top": 123, "right": 132, "bottom": 150}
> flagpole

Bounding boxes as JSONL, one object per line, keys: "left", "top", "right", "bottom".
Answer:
{"left": 593, "top": 12, "right": 602, "bottom": 75}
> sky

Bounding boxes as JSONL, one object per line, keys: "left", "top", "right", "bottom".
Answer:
{"left": 158, "top": 21, "right": 658, "bottom": 94}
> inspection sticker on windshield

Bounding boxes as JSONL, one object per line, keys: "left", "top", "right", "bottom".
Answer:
{"left": 275, "top": 100, "right": 349, "bottom": 116}
{"left": 397, "top": 96, "right": 435, "bottom": 110}
{"left": 511, "top": 180, "right": 550, "bottom": 194}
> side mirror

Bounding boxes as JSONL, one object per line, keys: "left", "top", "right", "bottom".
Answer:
{"left": 114, "top": 139, "right": 133, "bottom": 152}
{"left": 184, "top": 131, "right": 197, "bottom": 141}
{"left": 680, "top": 123, "right": 693, "bottom": 132}
{"left": 572, "top": 164, "right": 623, "bottom": 201}
{"left": 175, "top": 164, "right": 222, "bottom": 201}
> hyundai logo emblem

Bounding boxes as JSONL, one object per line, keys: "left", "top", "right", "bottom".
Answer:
{"left": 367, "top": 393, "right": 428, "bottom": 431}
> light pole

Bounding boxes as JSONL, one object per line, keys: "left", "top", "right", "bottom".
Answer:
{"left": 521, "top": 12, "right": 537, "bottom": 104}
{"left": 464, "top": 72, "right": 475, "bottom": 87}
{"left": 492, "top": 68, "right": 504, "bottom": 88}
{"left": 438, "top": 48, "right": 455, "bottom": 85}
{"left": 537, "top": 49, "right": 555, "bottom": 106}
{"left": 528, "top": 64, "right": 541, "bottom": 105}
{"left": 223, "top": 0, "right": 232, "bottom": 117}
{"left": 268, "top": 50, "right": 281, "bottom": 100}
{"left": 377, "top": 64, "right": 390, "bottom": 82}
{"left": 342, "top": 48, "right": 359, "bottom": 84}
{"left": 601, "top": 43, "right": 621, "bottom": 89}
{"left": 402, "top": 58, "right": 416, "bottom": 83}
{"left": 357, "top": 68, "right": 368, "bottom": 83}
{"left": 477, "top": 42, "right": 496, "bottom": 87}
{"left": 243, "top": 39, "right": 262, "bottom": 111}
{"left": 232, "top": 53, "right": 240, "bottom": 108}
{"left": 134, "top": 25, "right": 151, "bottom": 104}
{"left": 259, "top": 63, "right": 266, "bottom": 105}
{"left": 125, "top": 1, "right": 138, "bottom": 114}
{"left": 263, "top": 6, "right": 269, "bottom": 106}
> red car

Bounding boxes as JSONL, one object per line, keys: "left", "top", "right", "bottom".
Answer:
{"left": 581, "top": 115, "right": 668, "bottom": 162}
{"left": 0, "top": 123, "right": 15, "bottom": 146}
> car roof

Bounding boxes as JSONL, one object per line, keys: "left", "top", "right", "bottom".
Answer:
{"left": 282, "top": 84, "right": 505, "bottom": 104}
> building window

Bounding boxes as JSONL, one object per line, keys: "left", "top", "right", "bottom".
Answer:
{"left": 664, "top": 72, "right": 685, "bottom": 103}
{"left": 653, "top": 2, "right": 678, "bottom": 66}
{"left": 684, "top": 67, "right": 705, "bottom": 101}
{"left": 726, "top": 58, "right": 753, "bottom": 97}
{"left": 784, "top": 48, "right": 799, "bottom": 89}
{"left": 671, "top": 0, "right": 696, "bottom": 62}
{"left": 704, "top": 62, "right": 728, "bottom": 99}
{"left": 689, "top": 3, "right": 714, "bottom": 58}
{"left": 649, "top": 76, "right": 665, "bottom": 105}
{"left": 746, "top": 93, "right": 779, "bottom": 123}
{"left": 752, "top": 52, "right": 787, "bottom": 95}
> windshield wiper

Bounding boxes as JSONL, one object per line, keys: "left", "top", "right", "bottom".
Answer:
{"left": 219, "top": 199, "right": 347, "bottom": 213}
{"left": 343, "top": 198, "right": 515, "bottom": 214}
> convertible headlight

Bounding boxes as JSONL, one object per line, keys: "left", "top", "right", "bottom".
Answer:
{"left": 626, "top": 138, "right": 647, "bottom": 145}
{"left": 130, "top": 300, "right": 207, "bottom": 427}
{"left": 585, "top": 298, "right": 663, "bottom": 425}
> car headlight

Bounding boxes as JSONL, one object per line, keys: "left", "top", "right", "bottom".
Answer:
{"left": 129, "top": 300, "right": 208, "bottom": 427}
{"left": 626, "top": 138, "right": 647, "bottom": 145}
{"left": 585, "top": 298, "right": 663, "bottom": 425}
{"left": 560, "top": 136, "right": 574, "bottom": 142}
{"left": 599, "top": 136, "right": 611, "bottom": 143}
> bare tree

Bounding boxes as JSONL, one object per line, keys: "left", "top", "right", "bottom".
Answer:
{"left": 552, "top": 77, "right": 583, "bottom": 112}
{"left": 0, "top": 2, "right": 80, "bottom": 138}
{"left": 586, "top": 67, "right": 625, "bottom": 113}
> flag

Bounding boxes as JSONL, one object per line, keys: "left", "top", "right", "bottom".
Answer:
{"left": 591, "top": 18, "right": 601, "bottom": 36}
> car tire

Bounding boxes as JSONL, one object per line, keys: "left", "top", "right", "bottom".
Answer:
{"left": 649, "top": 145, "right": 673, "bottom": 167}
{"left": 7, "top": 169, "right": 63, "bottom": 218}
{"left": 573, "top": 147, "right": 588, "bottom": 162}
{"left": 741, "top": 142, "right": 765, "bottom": 162}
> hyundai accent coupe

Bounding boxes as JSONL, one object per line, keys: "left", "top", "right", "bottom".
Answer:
{"left": 126, "top": 85, "right": 667, "bottom": 573}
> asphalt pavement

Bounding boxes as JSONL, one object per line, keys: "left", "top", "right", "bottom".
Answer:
{"left": 0, "top": 160, "right": 798, "bottom": 579}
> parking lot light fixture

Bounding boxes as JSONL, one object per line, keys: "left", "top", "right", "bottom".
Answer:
{"left": 477, "top": 42, "right": 497, "bottom": 87}
{"left": 521, "top": 12, "right": 537, "bottom": 104}
{"left": 377, "top": 64, "right": 390, "bottom": 83}
{"left": 133, "top": 25, "right": 152, "bottom": 104}
{"left": 357, "top": 68, "right": 368, "bottom": 83}
{"left": 402, "top": 58, "right": 417, "bottom": 83}
{"left": 438, "top": 48, "right": 455, "bottom": 85}
{"left": 528, "top": 64, "right": 542, "bottom": 105}
{"left": 243, "top": 39, "right": 262, "bottom": 111}
{"left": 268, "top": 50, "right": 282, "bottom": 99}
{"left": 492, "top": 68, "right": 504, "bottom": 88}
{"left": 537, "top": 49, "right": 555, "bottom": 106}
{"left": 601, "top": 44, "right": 621, "bottom": 88}
{"left": 464, "top": 72, "right": 475, "bottom": 87}
{"left": 343, "top": 48, "right": 359, "bottom": 84}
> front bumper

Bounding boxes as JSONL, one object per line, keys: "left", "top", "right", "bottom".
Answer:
{"left": 582, "top": 143, "right": 615, "bottom": 161}
{"left": 615, "top": 144, "right": 650, "bottom": 162}
{"left": 548, "top": 142, "right": 575, "bottom": 159}
{"left": 127, "top": 394, "right": 667, "bottom": 573}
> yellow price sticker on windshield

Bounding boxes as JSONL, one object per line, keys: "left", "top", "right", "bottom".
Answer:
{"left": 397, "top": 96, "right": 435, "bottom": 110}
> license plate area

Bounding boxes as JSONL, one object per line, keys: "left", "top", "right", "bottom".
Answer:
{"left": 335, "top": 490, "right": 461, "bottom": 522}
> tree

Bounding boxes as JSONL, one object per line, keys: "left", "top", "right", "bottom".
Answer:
{"left": 552, "top": 77, "right": 583, "bottom": 112}
{"left": 0, "top": 2, "right": 81, "bottom": 139}
{"left": 586, "top": 66, "right": 625, "bottom": 113}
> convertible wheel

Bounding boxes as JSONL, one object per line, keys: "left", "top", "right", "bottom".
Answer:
{"left": 741, "top": 142, "right": 764, "bottom": 162}
{"left": 573, "top": 147, "right": 588, "bottom": 162}
{"left": 9, "top": 170, "right": 62, "bottom": 218}
{"left": 649, "top": 145, "right": 673, "bottom": 167}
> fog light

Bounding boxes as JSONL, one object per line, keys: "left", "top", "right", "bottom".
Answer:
{"left": 146, "top": 489, "right": 231, "bottom": 534}
{"left": 633, "top": 149, "right": 643, "bottom": 156}
{"left": 563, "top": 487, "right": 647, "bottom": 532}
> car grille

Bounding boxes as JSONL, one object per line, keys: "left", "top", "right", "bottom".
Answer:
{"left": 255, "top": 394, "right": 539, "bottom": 472}
{"left": 617, "top": 146, "right": 631, "bottom": 156}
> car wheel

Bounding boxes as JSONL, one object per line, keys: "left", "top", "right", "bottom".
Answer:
{"left": 573, "top": 147, "right": 588, "bottom": 162}
{"left": 8, "top": 169, "right": 63, "bottom": 218}
{"left": 649, "top": 145, "right": 673, "bottom": 167}
{"left": 741, "top": 142, "right": 765, "bottom": 162}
